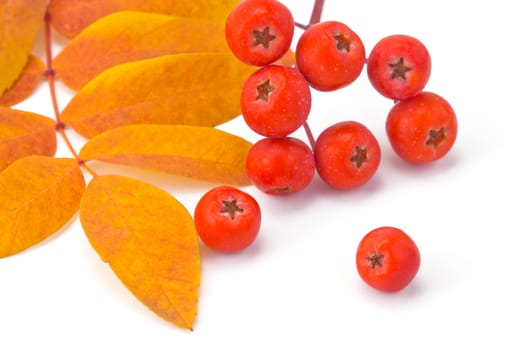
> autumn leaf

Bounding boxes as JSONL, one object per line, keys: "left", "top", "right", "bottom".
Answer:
{"left": 0, "top": 156, "right": 85, "bottom": 258}
{"left": 79, "top": 124, "right": 252, "bottom": 185}
{"left": 0, "top": 0, "right": 48, "bottom": 94}
{"left": 53, "top": 12, "right": 231, "bottom": 90}
{"left": 0, "top": 55, "right": 46, "bottom": 106}
{"left": 48, "top": 0, "right": 240, "bottom": 39}
{"left": 60, "top": 53, "right": 255, "bottom": 138}
{"left": 79, "top": 174, "right": 200, "bottom": 329}
{"left": 0, "top": 107, "right": 57, "bottom": 171}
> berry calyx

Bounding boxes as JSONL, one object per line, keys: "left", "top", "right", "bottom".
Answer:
{"left": 296, "top": 21, "right": 366, "bottom": 91}
{"left": 314, "top": 121, "right": 381, "bottom": 190}
{"left": 367, "top": 34, "right": 431, "bottom": 100}
{"left": 386, "top": 91, "right": 457, "bottom": 164}
{"left": 241, "top": 65, "right": 312, "bottom": 138}
{"left": 225, "top": 0, "right": 294, "bottom": 66}
{"left": 246, "top": 137, "right": 315, "bottom": 195}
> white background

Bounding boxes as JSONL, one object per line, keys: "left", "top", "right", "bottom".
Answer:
{"left": 2, "top": 0, "right": 524, "bottom": 348}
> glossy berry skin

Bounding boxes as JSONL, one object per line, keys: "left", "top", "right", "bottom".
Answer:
{"left": 356, "top": 226, "right": 421, "bottom": 293}
{"left": 296, "top": 21, "right": 366, "bottom": 91}
{"left": 314, "top": 121, "right": 381, "bottom": 190}
{"left": 241, "top": 65, "right": 312, "bottom": 138}
{"left": 386, "top": 91, "right": 457, "bottom": 164}
{"left": 246, "top": 137, "right": 315, "bottom": 195}
{"left": 225, "top": 0, "right": 294, "bottom": 66}
{"left": 367, "top": 34, "right": 431, "bottom": 100}
{"left": 194, "top": 186, "right": 261, "bottom": 253}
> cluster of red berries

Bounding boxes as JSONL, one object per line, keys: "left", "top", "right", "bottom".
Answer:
{"left": 224, "top": 0, "right": 458, "bottom": 195}
{"left": 193, "top": 0, "right": 458, "bottom": 293}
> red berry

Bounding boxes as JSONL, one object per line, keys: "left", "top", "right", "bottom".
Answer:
{"left": 194, "top": 186, "right": 261, "bottom": 253}
{"left": 367, "top": 34, "right": 431, "bottom": 100}
{"left": 225, "top": 0, "right": 294, "bottom": 66}
{"left": 246, "top": 137, "right": 315, "bottom": 195}
{"left": 314, "top": 121, "right": 381, "bottom": 190}
{"left": 241, "top": 65, "right": 312, "bottom": 138}
{"left": 296, "top": 21, "right": 366, "bottom": 91}
{"left": 386, "top": 91, "right": 457, "bottom": 164}
{"left": 356, "top": 226, "right": 421, "bottom": 293}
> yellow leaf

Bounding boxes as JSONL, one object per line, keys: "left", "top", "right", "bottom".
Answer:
{"left": 53, "top": 12, "right": 230, "bottom": 90}
{"left": 0, "top": 107, "right": 57, "bottom": 170}
{"left": 0, "top": 156, "right": 85, "bottom": 258}
{"left": 0, "top": 55, "right": 46, "bottom": 106}
{"left": 0, "top": 0, "right": 48, "bottom": 94}
{"left": 48, "top": 0, "right": 240, "bottom": 39}
{"left": 79, "top": 124, "right": 252, "bottom": 185}
{"left": 60, "top": 53, "right": 255, "bottom": 138}
{"left": 79, "top": 175, "right": 200, "bottom": 329}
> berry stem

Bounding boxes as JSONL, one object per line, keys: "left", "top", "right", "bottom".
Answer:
{"left": 309, "top": 0, "right": 325, "bottom": 25}
{"left": 44, "top": 12, "right": 97, "bottom": 178}
{"left": 300, "top": 0, "right": 325, "bottom": 150}
{"left": 303, "top": 121, "right": 316, "bottom": 150}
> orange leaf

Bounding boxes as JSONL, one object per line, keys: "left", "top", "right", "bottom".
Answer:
{"left": 79, "top": 124, "right": 252, "bottom": 185}
{"left": 0, "top": 107, "right": 57, "bottom": 171}
{"left": 60, "top": 53, "right": 255, "bottom": 138}
{"left": 53, "top": 12, "right": 230, "bottom": 90}
{"left": 0, "top": 55, "right": 46, "bottom": 106}
{"left": 0, "top": 156, "right": 85, "bottom": 258}
{"left": 0, "top": 0, "right": 48, "bottom": 94}
{"left": 48, "top": 0, "right": 239, "bottom": 39}
{"left": 79, "top": 175, "right": 200, "bottom": 329}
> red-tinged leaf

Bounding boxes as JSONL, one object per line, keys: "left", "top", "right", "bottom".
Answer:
{"left": 0, "top": 0, "right": 48, "bottom": 94}
{"left": 60, "top": 53, "right": 255, "bottom": 138}
{"left": 0, "top": 156, "right": 86, "bottom": 258}
{"left": 79, "top": 174, "right": 200, "bottom": 329}
{"left": 79, "top": 124, "right": 252, "bottom": 185}
{"left": 48, "top": 0, "right": 240, "bottom": 39}
{"left": 0, "top": 55, "right": 46, "bottom": 106}
{"left": 0, "top": 107, "right": 57, "bottom": 171}
{"left": 53, "top": 12, "right": 230, "bottom": 90}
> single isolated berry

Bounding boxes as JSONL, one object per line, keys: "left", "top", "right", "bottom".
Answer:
{"left": 314, "top": 121, "right": 381, "bottom": 190}
{"left": 241, "top": 65, "right": 312, "bottom": 138}
{"left": 386, "top": 91, "right": 458, "bottom": 164}
{"left": 225, "top": 0, "right": 294, "bottom": 66}
{"left": 246, "top": 137, "right": 315, "bottom": 195}
{"left": 296, "top": 21, "right": 366, "bottom": 91}
{"left": 194, "top": 186, "right": 261, "bottom": 253}
{"left": 356, "top": 226, "right": 421, "bottom": 293}
{"left": 367, "top": 34, "right": 431, "bottom": 100}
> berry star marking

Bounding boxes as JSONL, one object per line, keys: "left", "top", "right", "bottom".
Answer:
{"left": 253, "top": 27, "right": 276, "bottom": 49}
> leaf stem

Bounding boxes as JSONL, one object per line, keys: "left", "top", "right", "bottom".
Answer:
{"left": 44, "top": 12, "right": 97, "bottom": 178}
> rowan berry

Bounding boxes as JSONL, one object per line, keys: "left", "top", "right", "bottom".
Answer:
{"left": 194, "top": 186, "right": 261, "bottom": 253}
{"left": 246, "top": 137, "right": 315, "bottom": 195}
{"left": 356, "top": 226, "right": 421, "bottom": 293}
{"left": 367, "top": 34, "right": 431, "bottom": 100}
{"left": 225, "top": 0, "right": 294, "bottom": 66}
{"left": 241, "top": 65, "right": 312, "bottom": 138}
{"left": 314, "top": 121, "right": 381, "bottom": 190}
{"left": 295, "top": 21, "right": 366, "bottom": 91}
{"left": 386, "top": 91, "right": 457, "bottom": 164}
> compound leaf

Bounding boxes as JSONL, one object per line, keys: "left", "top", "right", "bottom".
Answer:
{"left": 48, "top": 0, "right": 239, "bottom": 39}
{"left": 0, "top": 55, "right": 46, "bottom": 106}
{"left": 80, "top": 124, "right": 252, "bottom": 185}
{"left": 53, "top": 12, "right": 230, "bottom": 90}
{"left": 79, "top": 174, "right": 200, "bottom": 330}
{"left": 0, "top": 156, "right": 85, "bottom": 258}
{"left": 60, "top": 53, "right": 255, "bottom": 138}
{"left": 0, "top": 107, "right": 57, "bottom": 171}
{"left": 0, "top": 0, "right": 48, "bottom": 94}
